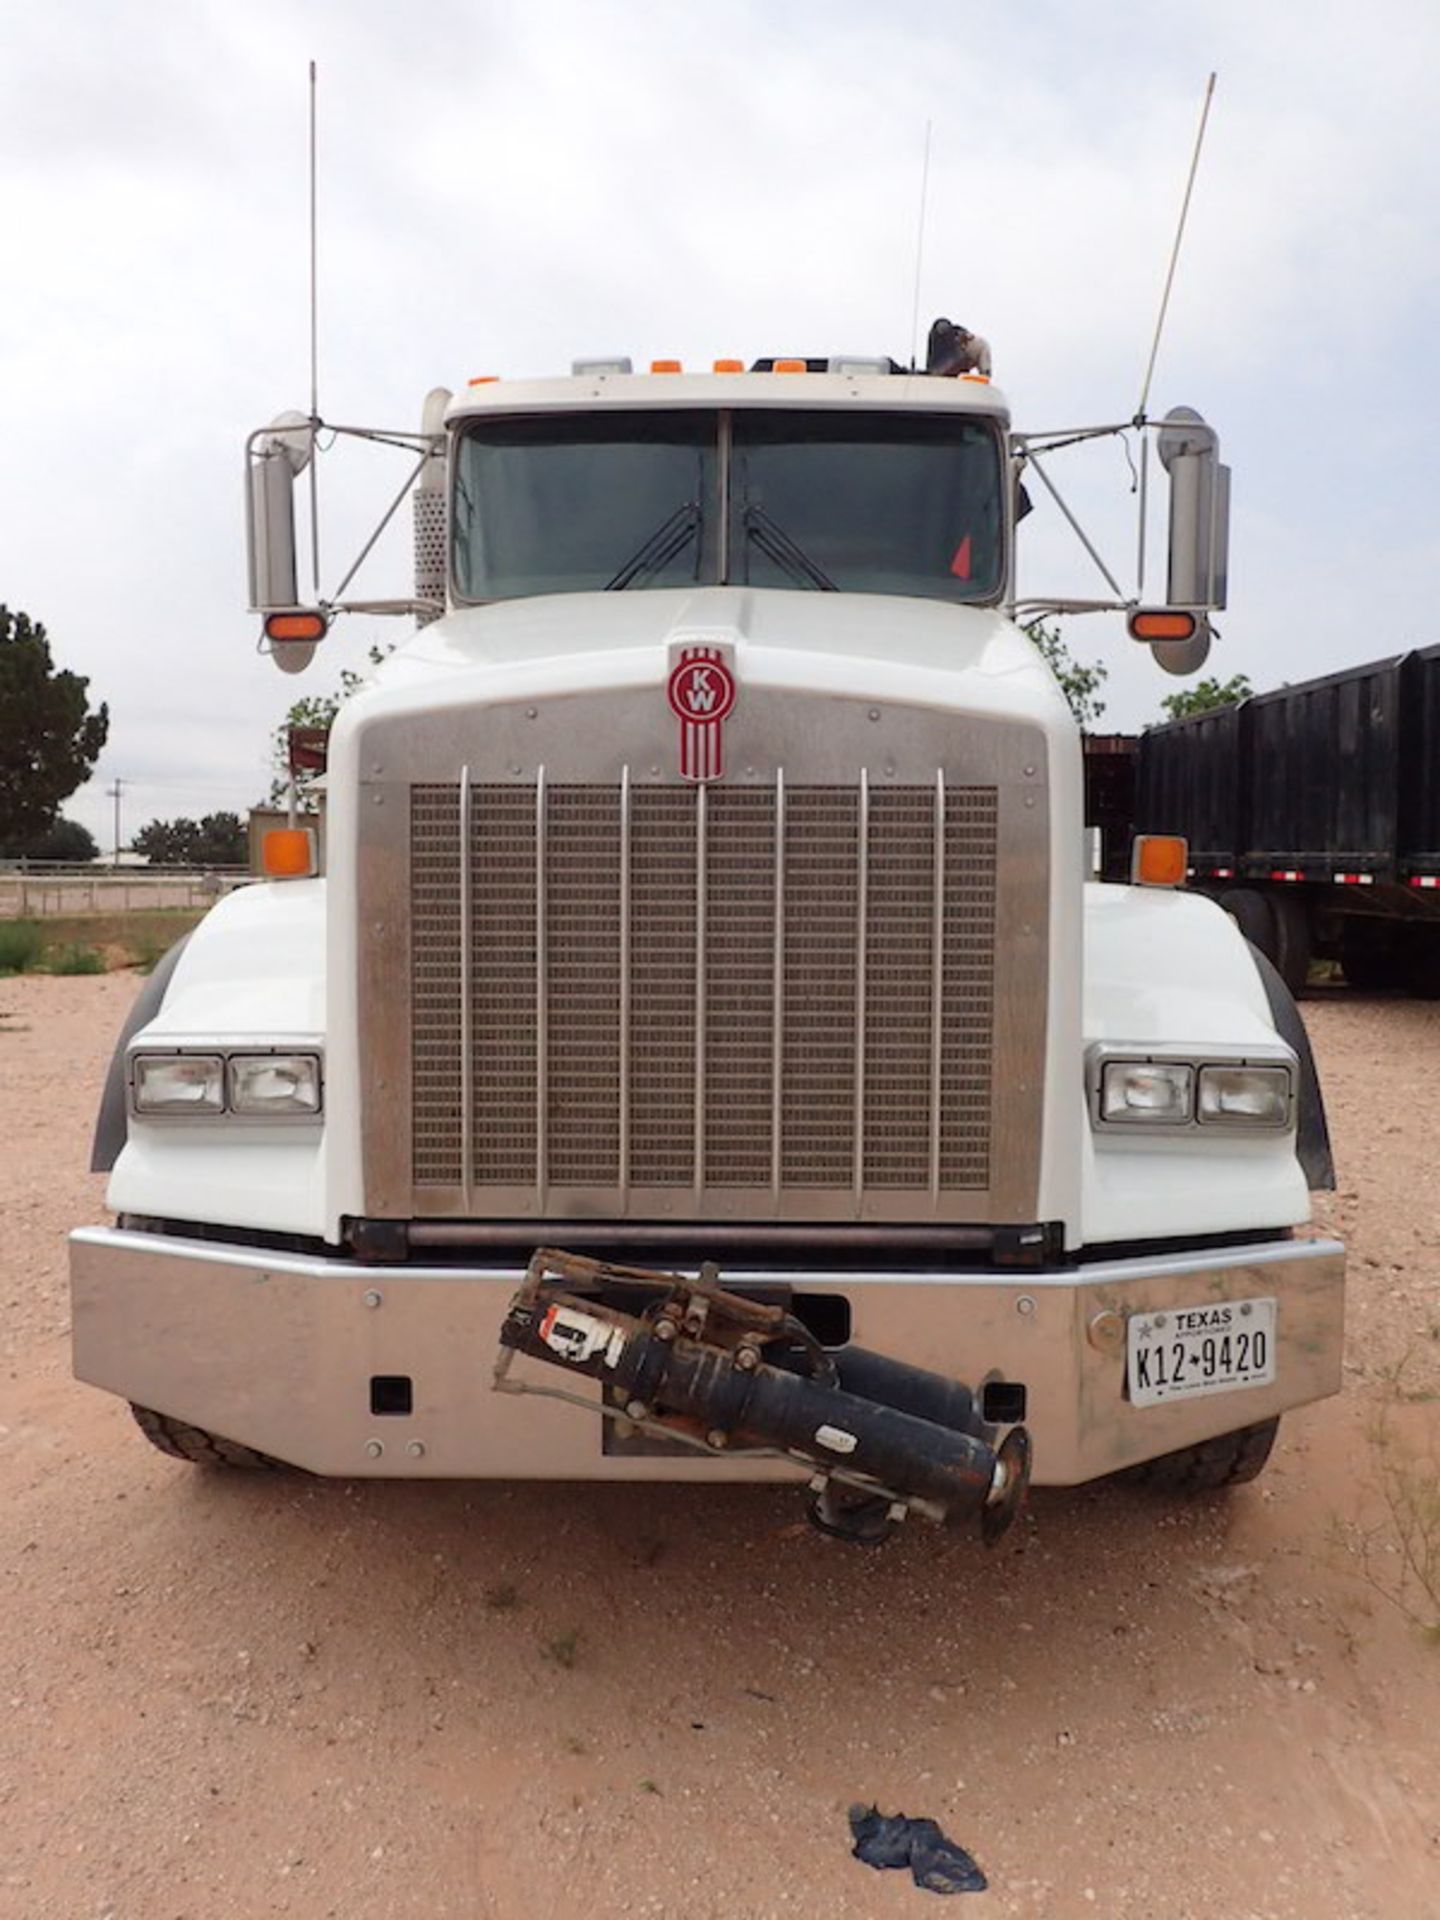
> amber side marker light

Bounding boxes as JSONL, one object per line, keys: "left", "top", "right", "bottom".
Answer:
{"left": 262, "top": 827, "right": 318, "bottom": 879}
{"left": 713, "top": 358, "right": 745, "bottom": 373}
{"left": 650, "top": 359, "right": 683, "bottom": 373}
{"left": 264, "top": 610, "right": 328, "bottom": 644}
{"left": 773, "top": 358, "right": 807, "bottom": 373}
{"left": 1127, "top": 609, "right": 1198, "bottom": 642}
{"left": 1132, "top": 834, "right": 1189, "bottom": 888}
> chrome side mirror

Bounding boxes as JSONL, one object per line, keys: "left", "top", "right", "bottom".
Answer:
{"left": 1158, "top": 406, "right": 1229, "bottom": 612}
{"left": 245, "top": 411, "right": 313, "bottom": 614}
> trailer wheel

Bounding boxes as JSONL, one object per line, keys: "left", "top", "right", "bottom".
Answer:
{"left": 1268, "top": 892, "right": 1313, "bottom": 998}
{"left": 1121, "top": 1416, "right": 1279, "bottom": 1495}
{"left": 1218, "top": 888, "right": 1278, "bottom": 964}
{"left": 129, "top": 1404, "right": 286, "bottom": 1471}
{"left": 1401, "top": 928, "right": 1440, "bottom": 1000}
{"left": 1340, "top": 924, "right": 1403, "bottom": 990}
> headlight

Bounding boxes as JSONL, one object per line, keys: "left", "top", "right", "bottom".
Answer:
{"left": 132, "top": 1053, "right": 225, "bottom": 1114}
{"left": 1099, "top": 1060, "right": 1194, "bottom": 1124}
{"left": 229, "top": 1053, "right": 323, "bottom": 1116}
{"left": 1197, "top": 1064, "right": 1292, "bottom": 1128}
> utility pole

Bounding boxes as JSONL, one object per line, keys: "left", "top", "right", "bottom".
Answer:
{"left": 107, "top": 778, "right": 124, "bottom": 866}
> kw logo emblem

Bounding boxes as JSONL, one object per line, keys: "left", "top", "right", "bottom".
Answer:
{"left": 667, "top": 642, "right": 737, "bottom": 781}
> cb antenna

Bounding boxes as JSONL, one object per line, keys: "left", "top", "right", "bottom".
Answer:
{"left": 907, "top": 119, "right": 933, "bottom": 372}
{"left": 1136, "top": 71, "right": 1216, "bottom": 420}
{"left": 307, "top": 58, "right": 321, "bottom": 598}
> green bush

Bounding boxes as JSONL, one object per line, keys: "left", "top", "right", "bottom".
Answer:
{"left": 47, "top": 942, "right": 106, "bottom": 975}
{"left": 0, "top": 920, "right": 44, "bottom": 974}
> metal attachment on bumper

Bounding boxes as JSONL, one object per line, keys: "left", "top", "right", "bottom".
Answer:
{"left": 493, "top": 1247, "right": 1031, "bottom": 1547}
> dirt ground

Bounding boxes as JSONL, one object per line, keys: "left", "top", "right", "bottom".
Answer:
{"left": 3, "top": 975, "right": 1438, "bottom": 1920}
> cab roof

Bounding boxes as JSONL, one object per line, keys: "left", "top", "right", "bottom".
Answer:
{"left": 445, "top": 368, "right": 1011, "bottom": 426}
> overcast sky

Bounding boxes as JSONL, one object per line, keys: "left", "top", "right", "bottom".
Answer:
{"left": 2, "top": 0, "right": 1437, "bottom": 849}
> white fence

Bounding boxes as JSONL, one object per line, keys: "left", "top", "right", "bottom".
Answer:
{"left": 0, "top": 865, "right": 252, "bottom": 919}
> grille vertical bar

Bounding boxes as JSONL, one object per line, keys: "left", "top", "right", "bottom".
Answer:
{"left": 628, "top": 789, "right": 697, "bottom": 1185}
{"left": 770, "top": 771, "right": 786, "bottom": 1207}
{"left": 458, "top": 765, "right": 473, "bottom": 1212}
{"left": 780, "top": 788, "right": 860, "bottom": 1188}
{"left": 535, "top": 768, "right": 549, "bottom": 1207}
{"left": 468, "top": 785, "right": 537, "bottom": 1185}
{"left": 929, "top": 771, "right": 946, "bottom": 1201}
{"left": 853, "top": 768, "right": 870, "bottom": 1200}
{"left": 939, "top": 789, "right": 999, "bottom": 1188}
{"left": 618, "top": 768, "right": 632, "bottom": 1202}
{"left": 704, "top": 786, "right": 777, "bottom": 1189}
{"left": 411, "top": 785, "right": 464, "bottom": 1187}
{"left": 865, "top": 783, "right": 944, "bottom": 1188}
{"left": 546, "top": 786, "right": 622, "bottom": 1188}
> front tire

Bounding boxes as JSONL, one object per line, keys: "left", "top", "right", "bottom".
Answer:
{"left": 1122, "top": 1416, "right": 1280, "bottom": 1494}
{"left": 1218, "top": 888, "right": 1278, "bottom": 962}
{"left": 130, "top": 1404, "right": 285, "bottom": 1470}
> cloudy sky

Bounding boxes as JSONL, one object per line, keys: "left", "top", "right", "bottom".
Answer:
{"left": 2, "top": 0, "right": 1437, "bottom": 848}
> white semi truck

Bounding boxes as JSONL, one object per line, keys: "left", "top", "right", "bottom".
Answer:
{"left": 70, "top": 337, "right": 1344, "bottom": 1545}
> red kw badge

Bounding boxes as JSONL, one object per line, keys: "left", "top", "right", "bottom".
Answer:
{"left": 667, "top": 644, "right": 737, "bottom": 781}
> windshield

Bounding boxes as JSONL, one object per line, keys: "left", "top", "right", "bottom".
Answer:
{"left": 729, "top": 411, "right": 1002, "bottom": 600}
{"left": 452, "top": 407, "right": 1005, "bottom": 605}
{"left": 452, "top": 411, "right": 716, "bottom": 600}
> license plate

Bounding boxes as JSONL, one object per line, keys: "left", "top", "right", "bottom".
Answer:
{"left": 1127, "top": 1297, "right": 1277, "bottom": 1408}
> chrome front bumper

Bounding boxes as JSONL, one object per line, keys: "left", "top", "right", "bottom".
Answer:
{"left": 70, "top": 1227, "right": 1344, "bottom": 1485}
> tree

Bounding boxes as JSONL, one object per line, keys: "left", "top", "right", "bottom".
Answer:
{"left": 266, "top": 647, "right": 391, "bottom": 807}
{"left": 1, "top": 817, "right": 99, "bottom": 862}
{"left": 133, "top": 812, "right": 248, "bottom": 867}
{"left": 1159, "top": 673, "right": 1253, "bottom": 721}
{"left": 1024, "top": 619, "right": 1108, "bottom": 730}
{"left": 0, "top": 606, "right": 109, "bottom": 849}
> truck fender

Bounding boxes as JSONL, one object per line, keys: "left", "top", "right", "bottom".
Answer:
{"left": 90, "top": 935, "right": 193, "bottom": 1173}
{"left": 1246, "top": 940, "right": 1335, "bottom": 1191}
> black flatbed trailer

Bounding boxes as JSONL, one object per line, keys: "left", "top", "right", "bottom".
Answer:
{"left": 1128, "top": 644, "right": 1440, "bottom": 994}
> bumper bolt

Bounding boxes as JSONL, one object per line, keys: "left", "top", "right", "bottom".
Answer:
{"left": 406, "top": 1440, "right": 426, "bottom": 1459}
{"left": 364, "top": 1439, "right": 383, "bottom": 1459}
{"left": 363, "top": 1289, "right": 383, "bottom": 1310}
{"left": 1087, "top": 1309, "right": 1125, "bottom": 1354}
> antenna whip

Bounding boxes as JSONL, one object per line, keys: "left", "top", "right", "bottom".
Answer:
{"left": 1136, "top": 72, "right": 1216, "bottom": 420}
{"left": 308, "top": 58, "right": 321, "bottom": 598}
{"left": 907, "top": 120, "right": 933, "bottom": 372}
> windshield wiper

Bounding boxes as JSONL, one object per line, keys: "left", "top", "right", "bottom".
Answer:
{"left": 742, "top": 504, "right": 837, "bottom": 591}
{"left": 605, "top": 501, "right": 701, "bottom": 591}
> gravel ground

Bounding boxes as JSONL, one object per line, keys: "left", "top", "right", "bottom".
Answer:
{"left": 2, "top": 975, "right": 1438, "bottom": 1920}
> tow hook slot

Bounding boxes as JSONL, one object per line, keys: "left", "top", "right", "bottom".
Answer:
{"left": 493, "top": 1248, "right": 1032, "bottom": 1547}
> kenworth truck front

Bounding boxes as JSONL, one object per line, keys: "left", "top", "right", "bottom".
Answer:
{"left": 71, "top": 341, "right": 1344, "bottom": 1545}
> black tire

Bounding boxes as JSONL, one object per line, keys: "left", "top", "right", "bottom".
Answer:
{"left": 1340, "top": 924, "right": 1403, "bottom": 991}
{"left": 1268, "top": 892, "right": 1313, "bottom": 998}
{"left": 1218, "top": 888, "right": 1278, "bottom": 965}
{"left": 130, "top": 1404, "right": 286, "bottom": 1470}
{"left": 1123, "top": 1416, "right": 1280, "bottom": 1495}
{"left": 1401, "top": 927, "right": 1440, "bottom": 1000}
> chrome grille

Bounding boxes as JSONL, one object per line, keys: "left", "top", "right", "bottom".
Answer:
{"left": 410, "top": 776, "right": 999, "bottom": 1203}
